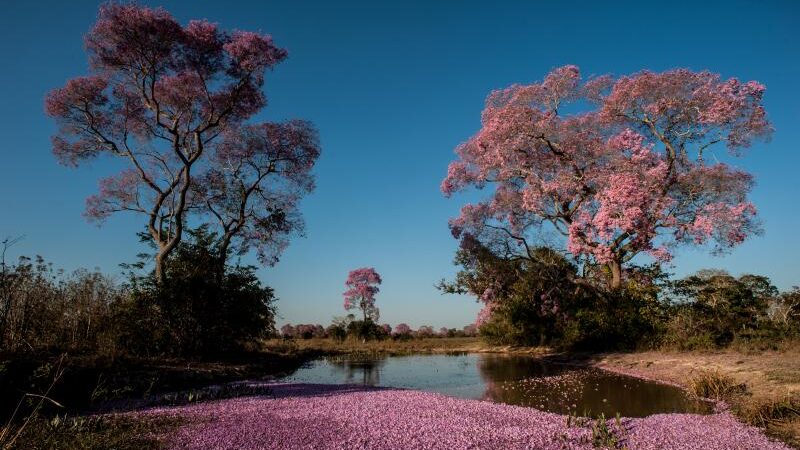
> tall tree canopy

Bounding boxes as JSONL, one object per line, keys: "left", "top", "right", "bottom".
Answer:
{"left": 45, "top": 4, "right": 319, "bottom": 281}
{"left": 442, "top": 66, "right": 772, "bottom": 289}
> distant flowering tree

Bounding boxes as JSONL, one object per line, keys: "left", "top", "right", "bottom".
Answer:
{"left": 280, "top": 324, "right": 295, "bottom": 338}
{"left": 463, "top": 324, "right": 478, "bottom": 337}
{"left": 393, "top": 323, "right": 412, "bottom": 337}
{"left": 416, "top": 325, "right": 434, "bottom": 338}
{"left": 439, "top": 327, "right": 450, "bottom": 337}
{"left": 294, "top": 324, "right": 314, "bottom": 339}
{"left": 291, "top": 323, "right": 325, "bottom": 339}
{"left": 343, "top": 268, "right": 382, "bottom": 321}
{"left": 442, "top": 66, "right": 772, "bottom": 289}
{"left": 45, "top": 4, "right": 318, "bottom": 282}
{"left": 380, "top": 323, "right": 392, "bottom": 336}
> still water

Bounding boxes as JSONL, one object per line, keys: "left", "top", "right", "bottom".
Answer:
{"left": 283, "top": 354, "right": 712, "bottom": 417}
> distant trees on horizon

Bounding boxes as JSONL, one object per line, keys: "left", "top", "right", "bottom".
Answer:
{"left": 278, "top": 320, "right": 479, "bottom": 340}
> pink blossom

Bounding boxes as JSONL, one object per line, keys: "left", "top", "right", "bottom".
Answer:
{"left": 133, "top": 382, "right": 790, "bottom": 450}
{"left": 224, "top": 31, "right": 287, "bottom": 72}
{"left": 443, "top": 66, "right": 770, "bottom": 288}
{"left": 343, "top": 267, "right": 382, "bottom": 321}
{"left": 393, "top": 323, "right": 412, "bottom": 336}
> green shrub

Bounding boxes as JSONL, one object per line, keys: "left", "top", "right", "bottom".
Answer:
{"left": 127, "top": 229, "right": 277, "bottom": 357}
{"left": 326, "top": 324, "right": 347, "bottom": 342}
{"left": 346, "top": 320, "right": 386, "bottom": 341}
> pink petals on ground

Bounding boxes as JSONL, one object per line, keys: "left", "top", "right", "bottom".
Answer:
{"left": 138, "top": 383, "right": 789, "bottom": 450}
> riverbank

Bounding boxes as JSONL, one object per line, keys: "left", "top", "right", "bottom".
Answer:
{"left": 0, "top": 349, "right": 318, "bottom": 416}
{"left": 5, "top": 339, "right": 799, "bottom": 448}
{"left": 594, "top": 348, "right": 800, "bottom": 448}
{"left": 0, "top": 349, "right": 319, "bottom": 449}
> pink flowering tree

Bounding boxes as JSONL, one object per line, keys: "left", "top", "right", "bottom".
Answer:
{"left": 416, "top": 325, "right": 434, "bottom": 338}
{"left": 393, "top": 323, "right": 412, "bottom": 337}
{"left": 45, "top": 4, "right": 317, "bottom": 282}
{"left": 343, "top": 268, "right": 382, "bottom": 321}
{"left": 280, "top": 324, "right": 295, "bottom": 338}
{"left": 442, "top": 66, "right": 772, "bottom": 289}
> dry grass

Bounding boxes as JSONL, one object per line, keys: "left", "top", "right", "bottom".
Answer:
{"left": 2, "top": 414, "right": 175, "bottom": 450}
{"left": 260, "top": 337, "right": 551, "bottom": 356}
{"left": 688, "top": 369, "right": 747, "bottom": 399}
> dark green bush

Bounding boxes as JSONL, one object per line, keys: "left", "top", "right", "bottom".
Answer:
{"left": 0, "top": 228, "right": 277, "bottom": 359}
{"left": 326, "top": 324, "right": 347, "bottom": 341}
{"left": 442, "top": 235, "right": 797, "bottom": 351}
{"left": 560, "top": 289, "right": 660, "bottom": 351}
{"left": 346, "top": 320, "right": 386, "bottom": 341}
{"left": 127, "top": 229, "right": 277, "bottom": 357}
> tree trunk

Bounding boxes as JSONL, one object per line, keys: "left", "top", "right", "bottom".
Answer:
{"left": 152, "top": 165, "right": 194, "bottom": 285}
{"left": 608, "top": 260, "right": 622, "bottom": 290}
{"left": 215, "top": 237, "right": 231, "bottom": 281}
{"left": 154, "top": 250, "right": 167, "bottom": 284}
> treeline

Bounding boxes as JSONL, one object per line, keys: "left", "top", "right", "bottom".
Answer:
{"left": 440, "top": 238, "right": 799, "bottom": 351}
{"left": 0, "top": 229, "right": 277, "bottom": 358}
{"left": 279, "top": 319, "right": 478, "bottom": 341}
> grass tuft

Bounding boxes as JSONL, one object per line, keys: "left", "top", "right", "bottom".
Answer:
{"left": 1, "top": 414, "right": 176, "bottom": 450}
{"left": 687, "top": 369, "right": 747, "bottom": 400}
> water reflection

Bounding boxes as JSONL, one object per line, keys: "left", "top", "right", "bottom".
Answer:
{"left": 476, "top": 355, "right": 711, "bottom": 417}
{"left": 324, "top": 356, "right": 386, "bottom": 385}
{"left": 284, "top": 353, "right": 712, "bottom": 417}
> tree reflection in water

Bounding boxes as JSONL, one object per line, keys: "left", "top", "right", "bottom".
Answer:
{"left": 286, "top": 354, "right": 712, "bottom": 417}
{"left": 326, "top": 356, "right": 387, "bottom": 386}
{"left": 476, "top": 355, "right": 712, "bottom": 417}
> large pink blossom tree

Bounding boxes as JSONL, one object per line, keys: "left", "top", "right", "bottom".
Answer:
{"left": 443, "top": 66, "right": 772, "bottom": 289}
{"left": 343, "top": 268, "right": 382, "bottom": 321}
{"left": 45, "top": 4, "right": 318, "bottom": 282}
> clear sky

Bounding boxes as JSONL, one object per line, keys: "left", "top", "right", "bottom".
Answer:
{"left": 1, "top": 1, "right": 798, "bottom": 329}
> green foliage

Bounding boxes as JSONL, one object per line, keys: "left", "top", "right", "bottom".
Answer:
{"left": 124, "top": 228, "right": 277, "bottom": 356}
{"left": 0, "top": 228, "right": 277, "bottom": 359}
{"left": 326, "top": 324, "right": 347, "bottom": 341}
{"left": 443, "top": 235, "right": 796, "bottom": 351}
{"left": 590, "top": 413, "right": 626, "bottom": 449}
{"left": 663, "top": 271, "right": 781, "bottom": 349}
{"left": 443, "top": 238, "right": 667, "bottom": 350}
{"left": 346, "top": 320, "right": 387, "bottom": 341}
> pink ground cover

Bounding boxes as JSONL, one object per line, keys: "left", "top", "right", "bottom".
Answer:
{"left": 138, "top": 383, "right": 789, "bottom": 450}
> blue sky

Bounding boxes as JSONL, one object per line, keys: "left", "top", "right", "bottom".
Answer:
{"left": 1, "top": 0, "right": 798, "bottom": 329}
